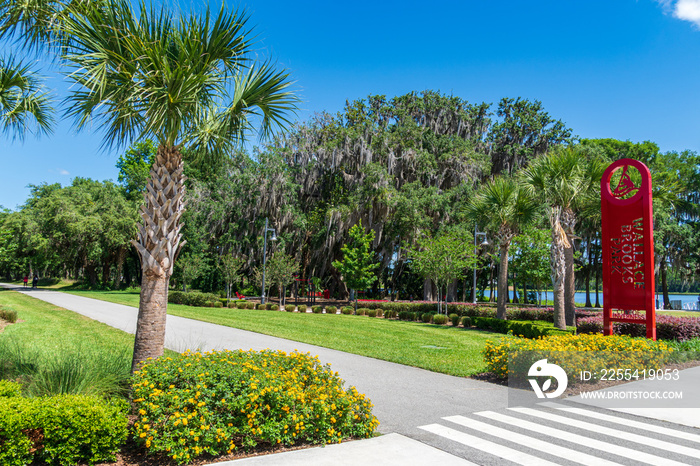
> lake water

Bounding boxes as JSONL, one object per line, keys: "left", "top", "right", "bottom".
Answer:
{"left": 483, "top": 290, "right": 700, "bottom": 311}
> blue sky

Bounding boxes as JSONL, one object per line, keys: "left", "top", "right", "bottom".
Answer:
{"left": 2, "top": 0, "right": 700, "bottom": 209}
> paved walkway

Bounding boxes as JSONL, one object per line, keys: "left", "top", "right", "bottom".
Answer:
{"left": 4, "top": 284, "right": 700, "bottom": 465}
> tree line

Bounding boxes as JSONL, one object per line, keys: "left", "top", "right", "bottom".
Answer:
{"left": 2, "top": 91, "right": 699, "bottom": 327}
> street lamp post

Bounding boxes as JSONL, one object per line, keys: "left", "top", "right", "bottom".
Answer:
{"left": 261, "top": 217, "right": 276, "bottom": 305}
{"left": 472, "top": 224, "right": 489, "bottom": 304}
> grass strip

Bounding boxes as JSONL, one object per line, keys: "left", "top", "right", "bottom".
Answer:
{"left": 0, "top": 288, "right": 137, "bottom": 397}
{"left": 63, "top": 289, "right": 495, "bottom": 377}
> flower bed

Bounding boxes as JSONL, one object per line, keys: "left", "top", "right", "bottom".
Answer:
{"left": 483, "top": 333, "right": 672, "bottom": 380}
{"left": 131, "top": 349, "right": 378, "bottom": 464}
{"left": 577, "top": 314, "right": 700, "bottom": 341}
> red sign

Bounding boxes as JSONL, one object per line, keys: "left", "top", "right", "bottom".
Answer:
{"left": 600, "top": 159, "right": 656, "bottom": 339}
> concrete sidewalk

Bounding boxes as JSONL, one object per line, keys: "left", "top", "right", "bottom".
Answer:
{"left": 213, "top": 434, "right": 477, "bottom": 466}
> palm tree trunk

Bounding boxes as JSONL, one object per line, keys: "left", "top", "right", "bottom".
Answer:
{"left": 564, "top": 243, "right": 575, "bottom": 325}
{"left": 132, "top": 273, "right": 169, "bottom": 372}
{"left": 497, "top": 244, "right": 509, "bottom": 319}
{"left": 584, "top": 236, "right": 592, "bottom": 308}
{"left": 489, "top": 258, "right": 496, "bottom": 302}
{"left": 661, "top": 258, "right": 670, "bottom": 309}
{"left": 130, "top": 145, "right": 185, "bottom": 373}
{"left": 562, "top": 209, "right": 577, "bottom": 326}
{"left": 550, "top": 207, "right": 568, "bottom": 329}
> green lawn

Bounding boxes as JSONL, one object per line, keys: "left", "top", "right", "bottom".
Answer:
{"left": 0, "top": 288, "right": 137, "bottom": 396}
{"left": 62, "top": 289, "right": 497, "bottom": 377}
{"left": 0, "top": 288, "right": 134, "bottom": 349}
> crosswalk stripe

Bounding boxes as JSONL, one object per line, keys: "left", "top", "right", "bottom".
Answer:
{"left": 509, "top": 406, "right": 700, "bottom": 460}
{"left": 467, "top": 413, "right": 690, "bottom": 466}
{"left": 541, "top": 402, "right": 700, "bottom": 444}
{"left": 433, "top": 415, "right": 622, "bottom": 465}
{"left": 418, "top": 423, "right": 561, "bottom": 466}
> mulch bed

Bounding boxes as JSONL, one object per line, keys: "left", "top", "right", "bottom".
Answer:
{"left": 91, "top": 439, "right": 319, "bottom": 466}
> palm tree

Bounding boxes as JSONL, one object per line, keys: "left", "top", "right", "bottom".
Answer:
{"left": 0, "top": 55, "right": 53, "bottom": 139}
{"left": 522, "top": 148, "right": 604, "bottom": 328}
{"left": 469, "top": 176, "right": 538, "bottom": 319}
{"left": 59, "top": 0, "right": 298, "bottom": 372}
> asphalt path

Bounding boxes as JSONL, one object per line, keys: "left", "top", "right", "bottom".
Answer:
{"left": 0, "top": 285, "right": 507, "bottom": 437}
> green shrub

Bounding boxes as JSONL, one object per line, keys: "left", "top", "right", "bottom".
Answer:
{"left": 0, "top": 308, "right": 18, "bottom": 323}
{"left": 367, "top": 309, "right": 377, "bottom": 318}
{"left": 312, "top": 305, "right": 323, "bottom": 314}
{"left": 383, "top": 310, "right": 396, "bottom": 319}
{"left": 227, "top": 302, "right": 236, "bottom": 308}
{"left": 298, "top": 305, "right": 308, "bottom": 313}
{"left": 473, "top": 317, "right": 574, "bottom": 339}
{"left": 214, "top": 301, "right": 224, "bottom": 308}
{"left": 398, "top": 311, "right": 410, "bottom": 321}
{"left": 269, "top": 304, "right": 279, "bottom": 311}
{"left": 285, "top": 305, "right": 296, "bottom": 312}
{"left": 356, "top": 308, "right": 368, "bottom": 316}
{"left": 449, "top": 314, "right": 460, "bottom": 327}
{"left": 432, "top": 314, "right": 448, "bottom": 325}
{"left": 131, "top": 350, "right": 379, "bottom": 464}
{"left": 0, "top": 395, "right": 128, "bottom": 466}
{"left": 219, "top": 298, "right": 228, "bottom": 306}
{"left": 341, "top": 307, "right": 353, "bottom": 315}
{"left": 326, "top": 306, "right": 337, "bottom": 314}
{"left": 0, "top": 380, "right": 22, "bottom": 398}
{"left": 168, "top": 290, "right": 185, "bottom": 304}
{"left": 168, "top": 291, "right": 220, "bottom": 307}
{"left": 460, "top": 316, "right": 472, "bottom": 328}
{"left": 264, "top": 303, "right": 273, "bottom": 310}
{"left": 256, "top": 303, "right": 266, "bottom": 310}
{"left": 375, "top": 309, "right": 384, "bottom": 318}
{"left": 421, "top": 313, "right": 432, "bottom": 323}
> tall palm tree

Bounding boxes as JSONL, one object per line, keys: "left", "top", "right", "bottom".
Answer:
{"left": 523, "top": 148, "right": 604, "bottom": 328}
{"left": 469, "top": 176, "right": 538, "bottom": 319}
{"left": 0, "top": 55, "right": 53, "bottom": 139}
{"left": 59, "top": 0, "right": 298, "bottom": 372}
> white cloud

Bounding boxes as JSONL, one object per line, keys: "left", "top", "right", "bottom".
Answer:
{"left": 660, "top": 0, "right": 700, "bottom": 27}
{"left": 59, "top": 169, "right": 70, "bottom": 176}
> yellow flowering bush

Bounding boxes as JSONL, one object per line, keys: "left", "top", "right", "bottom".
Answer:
{"left": 131, "top": 349, "right": 379, "bottom": 464}
{"left": 483, "top": 333, "right": 673, "bottom": 381}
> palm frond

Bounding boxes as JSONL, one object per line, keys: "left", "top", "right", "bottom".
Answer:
{"left": 60, "top": 0, "right": 296, "bottom": 154}
{"left": 0, "top": 55, "right": 55, "bottom": 139}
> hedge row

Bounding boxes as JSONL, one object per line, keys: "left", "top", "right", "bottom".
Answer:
{"left": 168, "top": 290, "right": 220, "bottom": 307}
{"left": 0, "top": 381, "right": 128, "bottom": 466}
{"left": 360, "top": 301, "right": 598, "bottom": 322}
{"left": 577, "top": 314, "right": 700, "bottom": 341}
{"left": 472, "top": 316, "right": 574, "bottom": 338}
